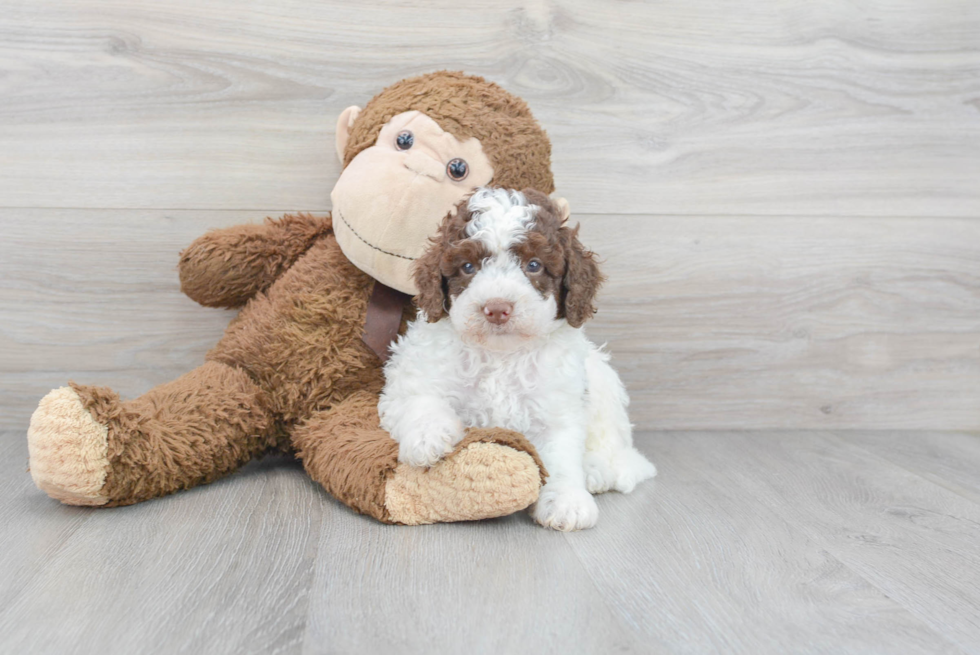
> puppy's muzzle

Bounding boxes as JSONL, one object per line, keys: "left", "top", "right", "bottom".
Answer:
{"left": 482, "top": 299, "right": 514, "bottom": 326}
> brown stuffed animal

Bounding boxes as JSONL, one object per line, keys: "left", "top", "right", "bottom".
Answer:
{"left": 26, "top": 71, "right": 556, "bottom": 524}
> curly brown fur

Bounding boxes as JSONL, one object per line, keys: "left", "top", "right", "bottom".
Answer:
{"left": 558, "top": 222, "right": 603, "bottom": 327}
{"left": 511, "top": 189, "right": 567, "bottom": 301}
{"left": 441, "top": 240, "right": 491, "bottom": 309}
{"left": 519, "top": 189, "right": 604, "bottom": 327}
{"left": 345, "top": 71, "right": 554, "bottom": 195}
{"left": 412, "top": 202, "right": 480, "bottom": 322}
{"left": 417, "top": 188, "right": 603, "bottom": 328}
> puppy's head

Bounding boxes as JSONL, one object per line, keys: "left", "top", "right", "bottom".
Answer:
{"left": 413, "top": 187, "right": 603, "bottom": 350}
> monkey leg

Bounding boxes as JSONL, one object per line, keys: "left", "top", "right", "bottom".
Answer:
{"left": 27, "top": 361, "right": 279, "bottom": 507}
{"left": 292, "top": 391, "right": 548, "bottom": 524}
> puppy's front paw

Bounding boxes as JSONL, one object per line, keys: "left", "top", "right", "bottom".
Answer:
{"left": 396, "top": 414, "right": 464, "bottom": 468}
{"left": 532, "top": 486, "right": 598, "bottom": 532}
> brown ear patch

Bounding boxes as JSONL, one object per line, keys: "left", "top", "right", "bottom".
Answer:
{"left": 511, "top": 231, "right": 564, "bottom": 302}
{"left": 511, "top": 189, "right": 604, "bottom": 326}
{"left": 411, "top": 243, "right": 448, "bottom": 322}
{"left": 412, "top": 197, "right": 487, "bottom": 321}
{"left": 442, "top": 240, "right": 490, "bottom": 303}
{"left": 416, "top": 188, "right": 604, "bottom": 327}
{"left": 559, "top": 223, "right": 604, "bottom": 327}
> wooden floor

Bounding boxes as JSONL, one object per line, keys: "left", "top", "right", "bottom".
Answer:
{"left": 2, "top": 0, "right": 980, "bottom": 653}
{"left": 2, "top": 429, "right": 980, "bottom": 654}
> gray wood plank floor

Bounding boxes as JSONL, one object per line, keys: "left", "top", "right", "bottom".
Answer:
{"left": 3, "top": 430, "right": 980, "bottom": 654}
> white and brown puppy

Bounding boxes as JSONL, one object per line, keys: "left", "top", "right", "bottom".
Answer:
{"left": 379, "top": 187, "right": 656, "bottom": 531}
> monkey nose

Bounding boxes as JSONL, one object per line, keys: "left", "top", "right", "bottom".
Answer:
{"left": 482, "top": 299, "right": 514, "bottom": 325}
{"left": 403, "top": 150, "right": 446, "bottom": 181}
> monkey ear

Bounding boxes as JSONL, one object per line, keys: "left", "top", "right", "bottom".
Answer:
{"left": 412, "top": 244, "right": 447, "bottom": 323}
{"left": 552, "top": 196, "right": 571, "bottom": 223}
{"left": 561, "top": 225, "right": 604, "bottom": 328}
{"left": 335, "top": 106, "right": 362, "bottom": 163}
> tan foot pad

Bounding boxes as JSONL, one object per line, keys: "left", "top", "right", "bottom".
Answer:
{"left": 27, "top": 387, "right": 110, "bottom": 506}
{"left": 384, "top": 442, "right": 541, "bottom": 525}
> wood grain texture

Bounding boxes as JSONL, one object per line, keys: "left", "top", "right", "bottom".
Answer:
{"left": 303, "top": 509, "right": 643, "bottom": 654}
{"left": 580, "top": 214, "right": 980, "bottom": 430}
{"left": 566, "top": 436, "right": 963, "bottom": 654}
{"left": 845, "top": 431, "right": 980, "bottom": 504}
{"left": 5, "top": 429, "right": 980, "bottom": 654}
{"left": 0, "top": 427, "right": 322, "bottom": 654}
{"left": 0, "top": 210, "right": 255, "bottom": 432}
{"left": 661, "top": 431, "right": 980, "bottom": 654}
{"left": 0, "top": 0, "right": 978, "bottom": 215}
{"left": 3, "top": 210, "right": 977, "bottom": 431}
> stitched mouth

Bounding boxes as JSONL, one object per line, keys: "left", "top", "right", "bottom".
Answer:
{"left": 335, "top": 208, "right": 417, "bottom": 261}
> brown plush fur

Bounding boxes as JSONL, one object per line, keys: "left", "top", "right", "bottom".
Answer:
{"left": 345, "top": 71, "right": 555, "bottom": 195}
{"left": 292, "top": 390, "right": 400, "bottom": 521}
{"left": 72, "top": 230, "right": 407, "bottom": 511}
{"left": 208, "top": 236, "right": 387, "bottom": 424}
{"left": 180, "top": 213, "right": 334, "bottom": 309}
{"left": 33, "top": 74, "right": 557, "bottom": 522}
{"left": 70, "top": 362, "right": 282, "bottom": 506}
{"left": 69, "top": 225, "right": 545, "bottom": 520}
{"left": 414, "top": 189, "right": 604, "bottom": 328}
{"left": 292, "top": 393, "right": 548, "bottom": 523}
{"left": 32, "top": 73, "right": 552, "bottom": 521}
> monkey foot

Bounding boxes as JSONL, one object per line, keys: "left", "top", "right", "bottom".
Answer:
{"left": 383, "top": 428, "right": 547, "bottom": 525}
{"left": 27, "top": 387, "right": 111, "bottom": 506}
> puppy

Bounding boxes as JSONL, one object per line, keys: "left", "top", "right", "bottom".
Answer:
{"left": 379, "top": 187, "right": 656, "bottom": 531}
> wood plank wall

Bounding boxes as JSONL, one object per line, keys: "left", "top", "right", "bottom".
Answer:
{"left": 1, "top": 0, "right": 978, "bottom": 431}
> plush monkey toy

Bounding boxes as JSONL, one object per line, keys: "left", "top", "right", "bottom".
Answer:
{"left": 27, "top": 71, "right": 556, "bottom": 524}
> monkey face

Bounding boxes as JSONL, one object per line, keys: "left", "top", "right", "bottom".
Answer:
{"left": 331, "top": 110, "right": 494, "bottom": 295}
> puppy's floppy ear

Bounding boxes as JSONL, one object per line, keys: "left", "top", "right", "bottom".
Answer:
{"left": 559, "top": 222, "right": 605, "bottom": 328}
{"left": 412, "top": 197, "right": 472, "bottom": 322}
{"left": 413, "top": 243, "right": 446, "bottom": 322}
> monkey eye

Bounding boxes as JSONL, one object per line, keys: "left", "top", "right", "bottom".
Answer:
{"left": 461, "top": 261, "right": 476, "bottom": 275}
{"left": 396, "top": 131, "right": 414, "bottom": 150}
{"left": 447, "top": 158, "right": 469, "bottom": 181}
{"left": 526, "top": 259, "right": 543, "bottom": 274}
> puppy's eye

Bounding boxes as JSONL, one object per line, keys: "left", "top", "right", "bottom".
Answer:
{"left": 526, "top": 259, "right": 543, "bottom": 274}
{"left": 461, "top": 262, "right": 476, "bottom": 275}
{"left": 396, "top": 131, "right": 414, "bottom": 150}
{"left": 447, "top": 158, "right": 468, "bottom": 181}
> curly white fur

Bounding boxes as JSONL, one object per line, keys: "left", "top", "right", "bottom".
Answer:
{"left": 379, "top": 188, "right": 656, "bottom": 531}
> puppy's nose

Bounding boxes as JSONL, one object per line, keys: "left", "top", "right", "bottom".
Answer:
{"left": 483, "top": 299, "right": 514, "bottom": 325}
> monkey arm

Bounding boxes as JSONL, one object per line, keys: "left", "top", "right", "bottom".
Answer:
{"left": 178, "top": 213, "right": 333, "bottom": 308}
